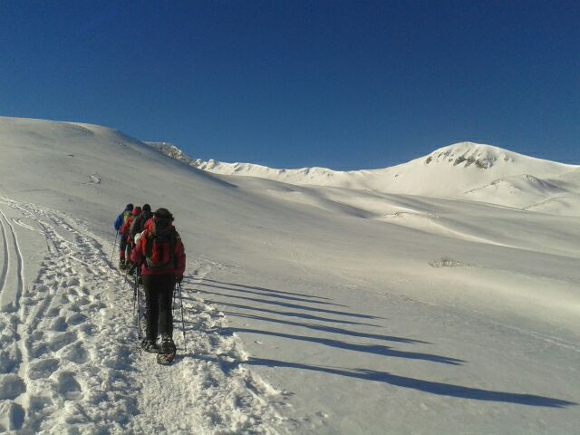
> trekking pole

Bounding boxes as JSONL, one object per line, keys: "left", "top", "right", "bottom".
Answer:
{"left": 132, "top": 268, "right": 138, "bottom": 311}
{"left": 172, "top": 284, "right": 177, "bottom": 311}
{"left": 110, "top": 231, "right": 119, "bottom": 262}
{"left": 178, "top": 282, "right": 187, "bottom": 351}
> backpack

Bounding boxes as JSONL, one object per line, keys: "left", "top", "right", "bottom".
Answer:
{"left": 143, "top": 218, "right": 177, "bottom": 270}
{"left": 121, "top": 215, "right": 135, "bottom": 236}
{"left": 119, "top": 210, "right": 132, "bottom": 233}
{"left": 131, "top": 210, "right": 153, "bottom": 238}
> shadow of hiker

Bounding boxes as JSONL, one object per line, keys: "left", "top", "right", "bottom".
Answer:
{"left": 243, "top": 357, "right": 577, "bottom": 408}
{"left": 193, "top": 288, "right": 382, "bottom": 319}
{"left": 192, "top": 280, "right": 347, "bottom": 307}
{"left": 185, "top": 277, "right": 332, "bottom": 300}
{"left": 221, "top": 327, "right": 463, "bottom": 365}
{"left": 230, "top": 312, "right": 430, "bottom": 344}
{"left": 199, "top": 298, "right": 382, "bottom": 327}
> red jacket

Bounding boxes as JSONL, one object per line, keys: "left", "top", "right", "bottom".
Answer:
{"left": 120, "top": 216, "right": 134, "bottom": 237}
{"left": 121, "top": 207, "right": 142, "bottom": 236}
{"left": 130, "top": 224, "right": 186, "bottom": 278}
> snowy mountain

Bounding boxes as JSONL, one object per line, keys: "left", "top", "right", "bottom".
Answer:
{"left": 146, "top": 141, "right": 192, "bottom": 164}
{"left": 151, "top": 140, "right": 580, "bottom": 213}
{"left": 1, "top": 117, "right": 579, "bottom": 434}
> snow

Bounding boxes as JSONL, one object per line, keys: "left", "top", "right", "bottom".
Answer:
{"left": 0, "top": 116, "right": 579, "bottom": 434}
{"left": 170, "top": 141, "right": 580, "bottom": 215}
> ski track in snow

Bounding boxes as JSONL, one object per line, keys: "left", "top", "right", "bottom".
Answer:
{"left": 0, "top": 196, "right": 290, "bottom": 434}
{"left": 0, "top": 206, "right": 25, "bottom": 312}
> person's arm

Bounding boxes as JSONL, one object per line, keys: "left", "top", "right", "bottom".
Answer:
{"left": 114, "top": 213, "right": 123, "bottom": 231}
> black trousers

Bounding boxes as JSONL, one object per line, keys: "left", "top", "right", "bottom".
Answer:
{"left": 119, "top": 236, "right": 128, "bottom": 259}
{"left": 143, "top": 274, "right": 175, "bottom": 341}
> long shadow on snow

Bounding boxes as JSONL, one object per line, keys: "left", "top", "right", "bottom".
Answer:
{"left": 219, "top": 327, "right": 462, "bottom": 365}
{"left": 193, "top": 288, "right": 380, "bottom": 319}
{"left": 190, "top": 280, "right": 348, "bottom": 307}
{"left": 227, "top": 312, "right": 429, "bottom": 344}
{"left": 179, "top": 282, "right": 577, "bottom": 408}
{"left": 185, "top": 277, "right": 332, "bottom": 301}
{"left": 195, "top": 297, "right": 382, "bottom": 327}
{"left": 225, "top": 357, "right": 576, "bottom": 408}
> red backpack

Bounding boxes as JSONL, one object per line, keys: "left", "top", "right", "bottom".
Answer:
{"left": 143, "top": 218, "right": 177, "bottom": 270}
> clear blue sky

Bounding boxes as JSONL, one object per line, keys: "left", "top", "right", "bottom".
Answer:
{"left": 1, "top": 1, "right": 578, "bottom": 169}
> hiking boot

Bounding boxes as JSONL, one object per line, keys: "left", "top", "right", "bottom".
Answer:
{"left": 141, "top": 338, "right": 159, "bottom": 353}
{"left": 127, "top": 262, "right": 136, "bottom": 276}
{"left": 160, "top": 336, "right": 176, "bottom": 355}
{"left": 119, "top": 259, "right": 127, "bottom": 270}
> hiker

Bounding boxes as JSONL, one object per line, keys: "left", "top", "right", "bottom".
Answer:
{"left": 130, "top": 208, "right": 186, "bottom": 360}
{"left": 130, "top": 203, "right": 154, "bottom": 241}
{"left": 121, "top": 206, "right": 142, "bottom": 274}
{"left": 114, "top": 203, "right": 133, "bottom": 270}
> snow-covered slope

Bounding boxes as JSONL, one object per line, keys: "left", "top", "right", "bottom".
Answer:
{"left": 1, "top": 117, "right": 579, "bottom": 434}
{"left": 155, "top": 141, "right": 580, "bottom": 213}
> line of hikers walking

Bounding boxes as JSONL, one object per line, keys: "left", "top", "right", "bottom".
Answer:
{"left": 114, "top": 203, "right": 186, "bottom": 361}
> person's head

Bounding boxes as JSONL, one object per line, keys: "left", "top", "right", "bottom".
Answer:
{"left": 154, "top": 208, "right": 174, "bottom": 222}
{"left": 154, "top": 208, "right": 174, "bottom": 231}
{"left": 143, "top": 204, "right": 151, "bottom": 212}
{"left": 132, "top": 206, "right": 142, "bottom": 216}
{"left": 126, "top": 203, "right": 134, "bottom": 211}
{"left": 153, "top": 208, "right": 173, "bottom": 226}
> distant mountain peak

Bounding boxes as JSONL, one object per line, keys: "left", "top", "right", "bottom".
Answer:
{"left": 145, "top": 139, "right": 580, "bottom": 212}
{"left": 146, "top": 142, "right": 192, "bottom": 163}
{"left": 424, "top": 142, "right": 515, "bottom": 169}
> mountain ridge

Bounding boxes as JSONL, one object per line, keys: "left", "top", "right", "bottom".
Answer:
{"left": 2, "top": 116, "right": 578, "bottom": 214}
{"left": 147, "top": 140, "right": 580, "bottom": 212}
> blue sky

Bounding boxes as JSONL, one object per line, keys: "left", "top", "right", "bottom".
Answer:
{"left": 1, "top": 1, "right": 578, "bottom": 170}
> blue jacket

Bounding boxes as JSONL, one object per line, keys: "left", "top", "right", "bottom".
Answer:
{"left": 114, "top": 207, "right": 132, "bottom": 231}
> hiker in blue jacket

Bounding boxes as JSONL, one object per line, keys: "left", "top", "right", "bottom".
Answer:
{"left": 114, "top": 203, "right": 133, "bottom": 269}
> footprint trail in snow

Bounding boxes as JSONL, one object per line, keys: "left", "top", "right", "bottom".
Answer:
{"left": 0, "top": 196, "right": 290, "bottom": 434}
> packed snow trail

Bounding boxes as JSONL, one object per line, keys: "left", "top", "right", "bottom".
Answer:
{"left": 0, "top": 196, "right": 289, "bottom": 434}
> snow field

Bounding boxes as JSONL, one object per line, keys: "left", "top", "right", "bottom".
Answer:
{"left": 0, "top": 196, "right": 289, "bottom": 434}
{"left": 1, "top": 117, "right": 580, "bottom": 434}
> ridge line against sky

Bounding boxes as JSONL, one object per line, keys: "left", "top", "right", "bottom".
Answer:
{"left": 0, "top": 0, "right": 579, "bottom": 170}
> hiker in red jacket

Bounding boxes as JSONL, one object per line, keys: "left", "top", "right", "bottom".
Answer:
{"left": 130, "top": 208, "right": 186, "bottom": 356}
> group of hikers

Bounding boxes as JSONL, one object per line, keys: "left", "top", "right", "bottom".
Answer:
{"left": 114, "top": 203, "right": 186, "bottom": 362}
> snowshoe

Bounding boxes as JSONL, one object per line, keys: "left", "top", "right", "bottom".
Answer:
{"left": 141, "top": 338, "right": 159, "bottom": 353}
{"left": 157, "top": 336, "right": 176, "bottom": 365}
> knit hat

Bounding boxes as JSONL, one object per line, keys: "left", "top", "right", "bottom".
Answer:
{"left": 143, "top": 204, "right": 152, "bottom": 212}
{"left": 132, "top": 206, "right": 142, "bottom": 216}
{"left": 126, "top": 203, "right": 134, "bottom": 211}
{"left": 154, "top": 208, "right": 174, "bottom": 221}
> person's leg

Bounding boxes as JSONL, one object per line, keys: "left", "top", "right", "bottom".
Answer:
{"left": 119, "top": 237, "right": 128, "bottom": 269}
{"left": 119, "top": 237, "right": 127, "bottom": 259}
{"left": 124, "top": 238, "right": 132, "bottom": 264}
{"left": 143, "top": 276, "right": 159, "bottom": 343}
{"left": 158, "top": 275, "right": 175, "bottom": 339}
{"left": 126, "top": 242, "right": 136, "bottom": 274}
